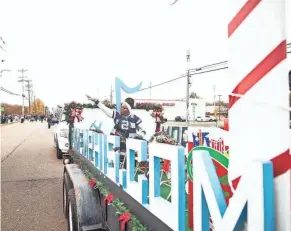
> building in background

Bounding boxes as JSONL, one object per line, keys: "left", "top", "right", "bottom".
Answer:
{"left": 206, "top": 105, "right": 228, "bottom": 119}
{"left": 134, "top": 98, "right": 206, "bottom": 121}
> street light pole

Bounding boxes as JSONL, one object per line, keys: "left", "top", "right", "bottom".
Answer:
{"left": 186, "top": 49, "right": 191, "bottom": 127}
{"left": 218, "top": 94, "right": 222, "bottom": 120}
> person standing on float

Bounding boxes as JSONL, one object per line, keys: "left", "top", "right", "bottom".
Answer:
{"left": 152, "top": 109, "right": 164, "bottom": 133}
{"left": 86, "top": 95, "right": 146, "bottom": 149}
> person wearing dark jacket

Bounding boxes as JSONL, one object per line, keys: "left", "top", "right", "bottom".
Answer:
{"left": 86, "top": 95, "right": 146, "bottom": 151}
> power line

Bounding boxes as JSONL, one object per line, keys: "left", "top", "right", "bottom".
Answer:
{"left": 138, "top": 66, "right": 228, "bottom": 92}
{"left": 0, "top": 87, "right": 20, "bottom": 96}
{"left": 138, "top": 73, "right": 187, "bottom": 91}
{"left": 188, "top": 61, "right": 227, "bottom": 73}
{"left": 140, "top": 46, "right": 290, "bottom": 92}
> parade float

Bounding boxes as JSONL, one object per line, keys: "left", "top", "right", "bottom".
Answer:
{"left": 60, "top": 0, "right": 290, "bottom": 230}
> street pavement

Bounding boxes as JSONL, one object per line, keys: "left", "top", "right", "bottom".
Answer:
{"left": 1, "top": 121, "right": 67, "bottom": 231}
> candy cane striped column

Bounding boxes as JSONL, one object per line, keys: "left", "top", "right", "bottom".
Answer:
{"left": 228, "top": 0, "right": 290, "bottom": 230}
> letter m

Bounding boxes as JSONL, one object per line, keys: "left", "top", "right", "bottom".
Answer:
{"left": 192, "top": 150, "right": 275, "bottom": 231}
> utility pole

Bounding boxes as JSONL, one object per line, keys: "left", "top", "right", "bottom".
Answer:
{"left": 218, "top": 94, "right": 222, "bottom": 120}
{"left": 33, "top": 94, "right": 36, "bottom": 114}
{"left": 213, "top": 85, "right": 216, "bottom": 111}
{"left": 25, "top": 80, "right": 33, "bottom": 114}
{"left": 18, "top": 69, "right": 27, "bottom": 117}
{"left": 30, "top": 90, "right": 35, "bottom": 114}
{"left": 110, "top": 85, "right": 113, "bottom": 104}
{"left": 186, "top": 49, "right": 191, "bottom": 126}
{"left": 192, "top": 103, "right": 197, "bottom": 121}
{"left": 149, "top": 82, "right": 152, "bottom": 99}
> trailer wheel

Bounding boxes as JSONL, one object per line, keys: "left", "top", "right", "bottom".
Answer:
{"left": 56, "top": 143, "right": 63, "bottom": 159}
{"left": 63, "top": 172, "right": 73, "bottom": 218}
{"left": 67, "top": 189, "right": 78, "bottom": 231}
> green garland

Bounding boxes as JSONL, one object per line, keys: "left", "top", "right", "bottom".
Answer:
{"left": 63, "top": 101, "right": 163, "bottom": 124}
{"left": 72, "top": 153, "right": 149, "bottom": 231}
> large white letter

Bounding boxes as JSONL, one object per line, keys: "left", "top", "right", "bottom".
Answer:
{"left": 193, "top": 150, "right": 275, "bottom": 231}
{"left": 93, "top": 133, "right": 103, "bottom": 170}
{"left": 105, "top": 135, "right": 120, "bottom": 184}
{"left": 149, "top": 143, "right": 185, "bottom": 231}
{"left": 124, "top": 138, "right": 148, "bottom": 205}
{"left": 88, "top": 131, "right": 94, "bottom": 165}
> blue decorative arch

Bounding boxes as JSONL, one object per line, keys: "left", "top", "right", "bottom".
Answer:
{"left": 115, "top": 77, "right": 142, "bottom": 112}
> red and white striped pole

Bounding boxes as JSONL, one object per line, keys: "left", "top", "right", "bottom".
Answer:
{"left": 227, "top": 0, "right": 290, "bottom": 230}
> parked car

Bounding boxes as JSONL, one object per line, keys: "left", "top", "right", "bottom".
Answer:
{"left": 207, "top": 116, "right": 217, "bottom": 122}
{"left": 48, "top": 117, "right": 59, "bottom": 128}
{"left": 53, "top": 110, "right": 69, "bottom": 159}
{"left": 196, "top": 116, "right": 217, "bottom": 122}
{"left": 175, "top": 116, "right": 186, "bottom": 122}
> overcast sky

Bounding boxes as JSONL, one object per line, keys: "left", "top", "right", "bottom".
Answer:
{"left": 0, "top": 0, "right": 290, "bottom": 109}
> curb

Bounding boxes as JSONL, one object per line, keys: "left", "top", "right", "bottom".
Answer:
{"left": 0, "top": 121, "right": 20, "bottom": 127}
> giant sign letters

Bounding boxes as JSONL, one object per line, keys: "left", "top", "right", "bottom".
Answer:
{"left": 193, "top": 150, "right": 275, "bottom": 231}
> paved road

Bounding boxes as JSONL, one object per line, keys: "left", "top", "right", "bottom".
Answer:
{"left": 1, "top": 122, "right": 67, "bottom": 231}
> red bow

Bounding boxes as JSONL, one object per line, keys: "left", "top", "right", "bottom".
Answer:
{"left": 89, "top": 178, "right": 96, "bottom": 189}
{"left": 70, "top": 108, "right": 84, "bottom": 122}
{"left": 104, "top": 194, "right": 114, "bottom": 204}
{"left": 119, "top": 211, "right": 131, "bottom": 230}
{"left": 162, "top": 160, "right": 171, "bottom": 172}
{"left": 77, "top": 164, "right": 82, "bottom": 169}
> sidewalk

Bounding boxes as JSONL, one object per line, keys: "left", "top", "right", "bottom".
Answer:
{"left": 0, "top": 121, "right": 20, "bottom": 126}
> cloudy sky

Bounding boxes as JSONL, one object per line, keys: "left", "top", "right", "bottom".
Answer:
{"left": 0, "top": 0, "right": 290, "bottom": 109}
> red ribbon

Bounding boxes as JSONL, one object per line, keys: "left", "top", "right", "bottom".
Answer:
{"left": 119, "top": 211, "right": 131, "bottom": 230}
{"left": 89, "top": 178, "right": 96, "bottom": 189}
{"left": 232, "top": 149, "right": 291, "bottom": 189}
{"left": 104, "top": 194, "right": 114, "bottom": 204}
{"left": 162, "top": 160, "right": 171, "bottom": 172}
{"left": 152, "top": 111, "right": 163, "bottom": 122}
{"left": 70, "top": 108, "right": 84, "bottom": 122}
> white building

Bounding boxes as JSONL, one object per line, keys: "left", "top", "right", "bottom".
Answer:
{"left": 134, "top": 98, "right": 206, "bottom": 121}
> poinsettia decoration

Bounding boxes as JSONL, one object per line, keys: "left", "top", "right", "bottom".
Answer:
{"left": 153, "top": 131, "right": 179, "bottom": 145}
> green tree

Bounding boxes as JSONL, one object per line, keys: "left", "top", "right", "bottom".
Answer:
{"left": 189, "top": 92, "right": 200, "bottom": 99}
